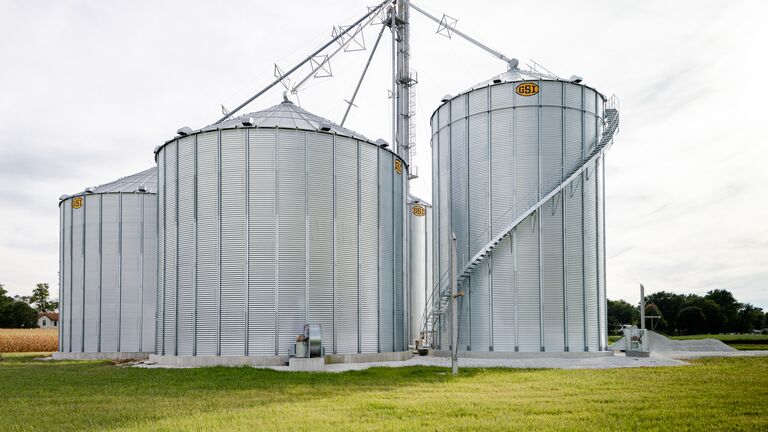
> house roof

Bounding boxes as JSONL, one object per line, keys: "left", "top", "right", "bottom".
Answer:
{"left": 38, "top": 312, "right": 59, "bottom": 321}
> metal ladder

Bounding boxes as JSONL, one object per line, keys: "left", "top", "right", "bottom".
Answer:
{"left": 420, "top": 96, "right": 620, "bottom": 348}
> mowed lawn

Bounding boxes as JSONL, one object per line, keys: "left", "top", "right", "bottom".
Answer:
{"left": 0, "top": 354, "right": 766, "bottom": 431}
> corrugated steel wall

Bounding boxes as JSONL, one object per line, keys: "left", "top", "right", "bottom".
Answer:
{"left": 431, "top": 79, "right": 607, "bottom": 353}
{"left": 58, "top": 191, "right": 157, "bottom": 354}
{"left": 156, "top": 128, "right": 406, "bottom": 357}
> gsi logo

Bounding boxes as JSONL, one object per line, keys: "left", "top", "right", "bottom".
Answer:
{"left": 515, "top": 82, "right": 539, "bottom": 97}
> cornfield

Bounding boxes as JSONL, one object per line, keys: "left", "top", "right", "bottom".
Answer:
{"left": 0, "top": 328, "right": 58, "bottom": 353}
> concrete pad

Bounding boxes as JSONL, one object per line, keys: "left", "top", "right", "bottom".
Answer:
{"left": 148, "top": 354, "right": 287, "bottom": 367}
{"left": 289, "top": 357, "right": 325, "bottom": 371}
{"left": 52, "top": 352, "right": 150, "bottom": 361}
{"left": 430, "top": 350, "right": 613, "bottom": 359}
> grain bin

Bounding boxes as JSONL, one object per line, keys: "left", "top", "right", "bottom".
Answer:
{"left": 55, "top": 168, "right": 157, "bottom": 359}
{"left": 153, "top": 99, "right": 407, "bottom": 362}
{"left": 408, "top": 197, "right": 432, "bottom": 347}
{"left": 430, "top": 70, "right": 618, "bottom": 353}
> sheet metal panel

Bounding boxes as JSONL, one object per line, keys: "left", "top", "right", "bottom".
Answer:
{"left": 70, "top": 197, "right": 84, "bottom": 351}
{"left": 62, "top": 204, "right": 71, "bottom": 352}
{"left": 308, "top": 133, "right": 336, "bottom": 352}
{"left": 450, "top": 94, "right": 466, "bottom": 121}
{"left": 515, "top": 214, "right": 540, "bottom": 352}
{"left": 450, "top": 118, "right": 468, "bottom": 264}
{"left": 438, "top": 102, "right": 450, "bottom": 129}
{"left": 277, "top": 130, "right": 307, "bottom": 355}
{"left": 469, "top": 260, "right": 490, "bottom": 351}
{"left": 565, "top": 110, "right": 583, "bottom": 176}
{"left": 468, "top": 87, "right": 487, "bottom": 116}
{"left": 584, "top": 162, "right": 599, "bottom": 350}
{"left": 156, "top": 153, "right": 165, "bottom": 354}
{"left": 163, "top": 143, "right": 177, "bottom": 355}
{"left": 541, "top": 107, "right": 564, "bottom": 195}
{"left": 437, "top": 128, "right": 450, "bottom": 281}
{"left": 120, "top": 194, "right": 142, "bottom": 352}
{"left": 248, "top": 129, "right": 277, "bottom": 355}
{"left": 83, "top": 196, "right": 100, "bottom": 352}
{"left": 378, "top": 151, "right": 394, "bottom": 352}
{"left": 141, "top": 194, "right": 157, "bottom": 353}
{"left": 597, "top": 158, "right": 607, "bottom": 349}
{"left": 490, "top": 108, "right": 513, "bottom": 236}
{"left": 491, "top": 83, "right": 513, "bottom": 110}
{"left": 431, "top": 134, "right": 439, "bottom": 295}
{"left": 468, "top": 112, "right": 489, "bottom": 259}
{"left": 59, "top": 205, "right": 65, "bottom": 351}
{"left": 514, "top": 81, "right": 539, "bottom": 107}
{"left": 541, "top": 81, "right": 562, "bottom": 106}
{"left": 458, "top": 281, "right": 470, "bottom": 350}
{"left": 565, "top": 83, "right": 581, "bottom": 109}
{"left": 100, "top": 194, "right": 120, "bottom": 353}
{"left": 565, "top": 179, "right": 584, "bottom": 351}
{"left": 393, "top": 160, "right": 405, "bottom": 351}
{"left": 359, "top": 145, "right": 379, "bottom": 353}
{"left": 196, "top": 132, "right": 219, "bottom": 355}
{"left": 513, "top": 108, "right": 538, "bottom": 214}
{"left": 176, "top": 137, "right": 195, "bottom": 355}
{"left": 491, "top": 236, "right": 515, "bottom": 351}
{"left": 220, "top": 129, "right": 247, "bottom": 355}
{"left": 541, "top": 197, "right": 565, "bottom": 351}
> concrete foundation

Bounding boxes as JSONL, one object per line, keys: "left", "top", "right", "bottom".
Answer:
{"left": 148, "top": 351, "right": 413, "bottom": 368}
{"left": 289, "top": 357, "right": 325, "bottom": 371}
{"left": 324, "top": 351, "right": 413, "bottom": 364}
{"left": 52, "top": 352, "right": 151, "bottom": 360}
{"left": 429, "top": 350, "right": 614, "bottom": 359}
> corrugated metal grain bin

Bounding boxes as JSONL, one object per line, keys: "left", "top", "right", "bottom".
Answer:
{"left": 408, "top": 197, "right": 432, "bottom": 346}
{"left": 57, "top": 168, "right": 157, "bottom": 356}
{"left": 431, "top": 72, "right": 609, "bottom": 353}
{"left": 154, "top": 100, "right": 408, "bottom": 358}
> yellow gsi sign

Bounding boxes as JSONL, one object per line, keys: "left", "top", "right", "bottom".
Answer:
{"left": 411, "top": 205, "right": 426, "bottom": 217}
{"left": 515, "top": 82, "right": 539, "bottom": 97}
{"left": 71, "top": 197, "right": 83, "bottom": 209}
{"left": 394, "top": 159, "right": 403, "bottom": 175}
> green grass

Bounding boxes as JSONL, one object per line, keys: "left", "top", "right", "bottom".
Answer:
{"left": 1, "top": 354, "right": 767, "bottom": 431}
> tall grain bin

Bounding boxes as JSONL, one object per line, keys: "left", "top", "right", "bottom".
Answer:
{"left": 408, "top": 197, "right": 432, "bottom": 346}
{"left": 55, "top": 168, "right": 157, "bottom": 359}
{"left": 430, "top": 71, "right": 618, "bottom": 353}
{"left": 153, "top": 99, "right": 407, "bottom": 363}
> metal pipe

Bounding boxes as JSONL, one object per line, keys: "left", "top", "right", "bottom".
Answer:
{"left": 450, "top": 233, "right": 458, "bottom": 375}
{"left": 404, "top": 0, "right": 513, "bottom": 64}
{"left": 341, "top": 24, "right": 388, "bottom": 126}
{"left": 214, "top": 0, "right": 391, "bottom": 124}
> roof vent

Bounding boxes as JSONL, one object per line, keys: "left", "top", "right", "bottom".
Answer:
{"left": 241, "top": 117, "right": 255, "bottom": 127}
{"left": 85, "top": 187, "right": 95, "bottom": 194}
{"left": 375, "top": 138, "right": 389, "bottom": 148}
{"left": 137, "top": 185, "right": 148, "bottom": 193}
{"left": 177, "top": 126, "right": 193, "bottom": 136}
{"left": 569, "top": 75, "right": 583, "bottom": 83}
{"left": 492, "top": 78, "right": 502, "bottom": 84}
{"left": 319, "top": 122, "right": 333, "bottom": 132}
{"left": 441, "top": 94, "right": 453, "bottom": 103}
{"left": 507, "top": 58, "right": 520, "bottom": 70}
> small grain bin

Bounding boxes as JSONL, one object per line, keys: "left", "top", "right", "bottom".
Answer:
{"left": 56, "top": 168, "right": 157, "bottom": 358}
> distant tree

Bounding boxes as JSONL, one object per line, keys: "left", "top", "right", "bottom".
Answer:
{"left": 607, "top": 300, "right": 639, "bottom": 333}
{"left": 645, "top": 291, "right": 685, "bottom": 333}
{"left": 736, "top": 304, "right": 765, "bottom": 333}
{"left": 705, "top": 289, "right": 740, "bottom": 332}
{"left": 683, "top": 295, "right": 725, "bottom": 334}
{"left": 29, "top": 283, "right": 56, "bottom": 313}
{"left": 677, "top": 306, "right": 706, "bottom": 335}
{"left": 0, "top": 283, "right": 40, "bottom": 328}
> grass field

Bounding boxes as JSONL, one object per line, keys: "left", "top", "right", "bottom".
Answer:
{"left": 0, "top": 353, "right": 766, "bottom": 431}
{"left": 0, "top": 328, "right": 58, "bottom": 353}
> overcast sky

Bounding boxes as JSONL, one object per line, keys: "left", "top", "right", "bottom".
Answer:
{"left": 1, "top": 0, "right": 766, "bottom": 309}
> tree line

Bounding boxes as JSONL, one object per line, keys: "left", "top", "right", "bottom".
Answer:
{"left": 0, "top": 283, "right": 57, "bottom": 328}
{"left": 608, "top": 289, "right": 766, "bottom": 335}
